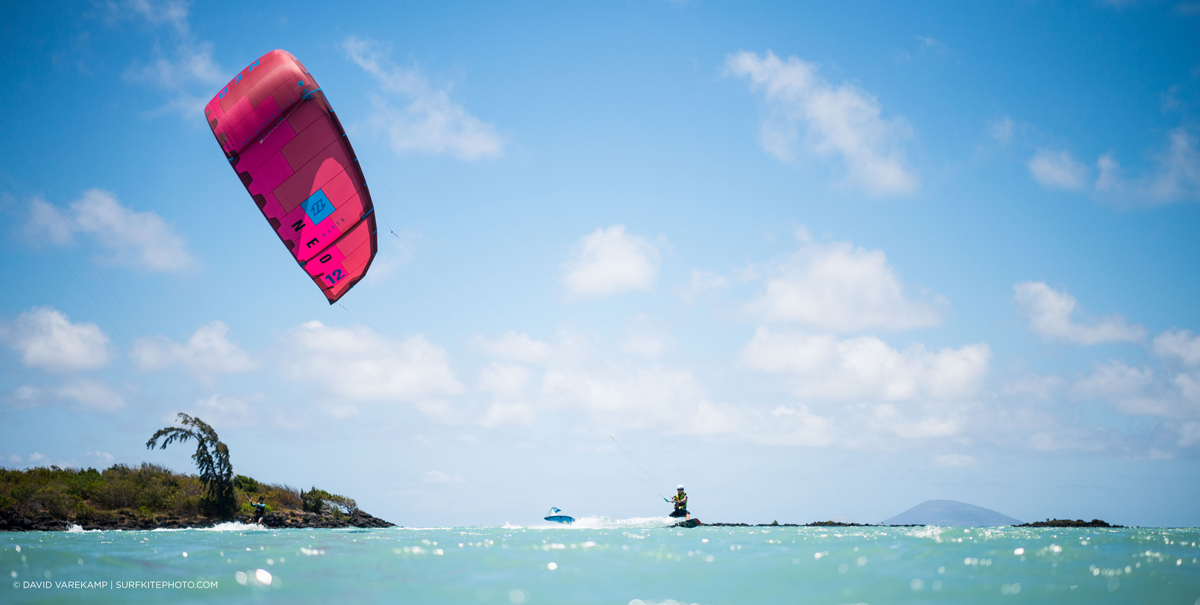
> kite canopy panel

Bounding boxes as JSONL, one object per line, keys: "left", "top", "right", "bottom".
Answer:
{"left": 204, "top": 49, "right": 377, "bottom": 304}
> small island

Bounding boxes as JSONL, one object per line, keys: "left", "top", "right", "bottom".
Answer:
{"left": 1016, "top": 519, "right": 1124, "bottom": 528}
{"left": 0, "top": 414, "right": 393, "bottom": 532}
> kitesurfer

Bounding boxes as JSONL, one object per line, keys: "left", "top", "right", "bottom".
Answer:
{"left": 249, "top": 497, "right": 266, "bottom": 525}
{"left": 669, "top": 485, "right": 689, "bottom": 520}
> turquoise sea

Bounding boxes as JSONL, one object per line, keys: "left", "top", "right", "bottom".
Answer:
{"left": 4, "top": 518, "right": 1199, "bottom": 604}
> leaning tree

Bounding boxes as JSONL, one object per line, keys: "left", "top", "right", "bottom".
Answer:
{"left": 146, "top": 413, "right": 236, "bottom": 517}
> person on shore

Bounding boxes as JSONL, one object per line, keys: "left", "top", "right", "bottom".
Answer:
{"left": 250, "top": 497, "right": 266, "bottom": 525}
{"left": 668, "top": 485, "right": 689, "bottom": 520}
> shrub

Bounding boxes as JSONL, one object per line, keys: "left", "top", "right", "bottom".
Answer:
{"left": 301, "top": 488, "right": 357, "bottom": 518}
{"left": 0, "top": 463, "right": 329, "bottom": 523}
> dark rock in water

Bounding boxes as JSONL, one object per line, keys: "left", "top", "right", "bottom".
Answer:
{"left": 258, "top": 509, "right": 395, "bottom": 529}
{"left": 707, "top": 521, "right": 864, "bottom": 527}
{"left": 1016, "top": 518, "right": 1123, "bottom": 528}
{"left": 881, "top": 500, "right": 1022, "bottom": 527}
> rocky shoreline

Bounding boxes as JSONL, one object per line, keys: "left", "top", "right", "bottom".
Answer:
{"left": 0, "top": 509, "right": 395, "bottom": 532}
{"left": 1015, "top": 518, "right": 1124, "bottom": 528}
{"left": 697, "top": 520, "right": 1120, "bottom": 528}
{"left": 693, "top": 523, "right": 922, "bottom": 527}
{"left": 2, "top": 510, "right": 1123, "bottom": 532}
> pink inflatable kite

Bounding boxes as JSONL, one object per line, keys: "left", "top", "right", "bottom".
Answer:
{"left": 204, "top": 49, "right": 377, "bottom": 304}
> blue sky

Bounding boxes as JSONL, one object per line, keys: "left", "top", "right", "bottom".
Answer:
{"left": 1, "top": 0, "right": 1198, "bottom": 527}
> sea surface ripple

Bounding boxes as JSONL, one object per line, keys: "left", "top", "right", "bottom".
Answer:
{"left": 4, "top": 521, "right": 1199, "bottom": 603}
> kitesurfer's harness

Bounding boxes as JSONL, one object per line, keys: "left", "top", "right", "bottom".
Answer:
{"left": 671, "top": 491, "right": 687, "bottom": 509}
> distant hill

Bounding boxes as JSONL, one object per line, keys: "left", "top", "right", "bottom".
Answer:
{"left": 881, "top": 500, "right": 1021, "bottom": 527}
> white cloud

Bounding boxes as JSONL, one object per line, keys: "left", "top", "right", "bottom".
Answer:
{"left": 542, "top": 364, "right": 742, "bottom": 436}
{"left": 464, "top": 327, "right": 991, "bottom": 447}
{"left": 934, "top": 454, "right": 978, "bottom": 467}
{"left": 132, "top": 321, "right": 254, "bottom": 380}
{"left": 343, "top": 36, "right": 505, "bottom": 159}
{"left": 741, "top": 328, "right": 990, "bottom": 403}
{"left": 56, "top": 379, "right": 125, "bottom": 412}
{"left": 123, "top": 40, "right": 224, "bottom": 91}
{"left": 1001, "top": 374, "right": 1062, "bottom": 401}
{"left": 479, "top": 362, "right": 532, "bottom": 396}
{"left": 1095, "top": 129, "right": 1200, "bottom": 205}
{"left": 620, "top": 314, "right": 670, "bottom": 360}
{"left": 1074, "top": 361, "right": 1154, "bottom": 407}
{"left": 6, "top": 307, "right": 110, "bottom": 373}
{"left": 480, "top": 402, "right": 538, "bottom": 427}
{"left": 1176, "top": 372, "right": 1200, "bottom": 403}
{"left": 1026, "top": 129, "right": 1200, "bottom": 206}
{"left": 87, "top": 451, "right": 115, "bottom": 464}
{"left": 893, "top": 36, "right": 957, "bottom": 66}
{"left": 725, "top": 50, "right": 918, "bottom": 196}
{"left": 1074, "top": 360, "right": 1200, "bottom": 419}
{"left": 191, "top": 393, "right": 259, "bottom": 429}
{"left": 422, "top": 470, "right": 465, "bottom": 483}
{"left": 915, "top": 35, "right": 949, "bottom": 54}
{"left": 757, "top": 405, "right": 836, "bottom": 447}
{"left": 684, "top": 269, "right": 728, "bottom": 303}
{"left": 1180, "top": 422, "right": 1200, "bottom": 447}
{"left": 476, "top": 362, "right": 537, "bottom": 427}
{"left": 7, "top": 380, "right": 124, "bottom": 413}
{"left": 278, "top": 321, "right": 463, "bottom": 408}
{"left": 468, "top": 328, "right": 744, "bottom": 436}
{"left": 988, "top": 117, "right": 1015, "bottom": 144}
{"left": 746, "top": 238, "right": 941, "bottom": 331}
{"left": 469, "top": 331, "right": 553, "bottom": 364}
{"left": 23, "top": 197, "right": 73, "bottom": 246}
{"left": 71, "top": 190, "right": 193, "bottom": 271}
{"left": 872, "top": 403, "right": 962, "bottom": 439}
{"left": 29, "top": 453, "right": 45, "bottom": 463}
{"left": 543, "top": 364, "right": 703, "bottom": 422}
{"left": 560, "top": 225, "right": 661, "bottom": 299}
{"left": 115, "top": 0, "right": 191, "bottom": 31}
{"left": 23, "top": 189, "right": 193, "bottom": 272}
{"left": 1154, "top": 328, "right": 1200, "bottom": 366}
{"left": 1027, "top": 149, "right": 1090, "bottom": 191}
{"left": 115, "top": 0, "right": 225, "bottom": 118}
{"left": 1013, "top": 281, "right": 1145, "bottom": 345}
{"left": 7, "top": 385, "right": 44, "bottom": 409}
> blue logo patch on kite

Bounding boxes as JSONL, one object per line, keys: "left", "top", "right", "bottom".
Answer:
{"left": 301, "top": 189, "right": 336, "bottom": 225}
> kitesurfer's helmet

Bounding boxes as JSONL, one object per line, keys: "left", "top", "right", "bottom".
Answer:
{"left": 677, "top": 485, "right": 685, "bottom": 490}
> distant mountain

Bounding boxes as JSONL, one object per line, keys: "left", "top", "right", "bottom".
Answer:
{"left": 881, "top": 500, "right": 1022, "bottom": 527}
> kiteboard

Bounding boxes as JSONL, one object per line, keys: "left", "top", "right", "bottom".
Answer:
{"left": 672, "top": 518, "right": 702, "bottom": 528}
{"left": 544, "top": 507, "right": 574, "bottom": 524}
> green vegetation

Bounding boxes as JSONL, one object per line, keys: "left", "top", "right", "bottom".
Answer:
{"left": 0, "top": 464, "right": 302, "bottom": 524}
{"left": 3, "top": 415, "right": 377, "bottom": 529}
{"left": 146, "top": 413, "right": 235, "bottom": 517}
{"left": 301, "top": 487, "right": 357, "bottom": 519}
{"left": 1018, "top": 518, "right": 1121, "bottom": 528}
